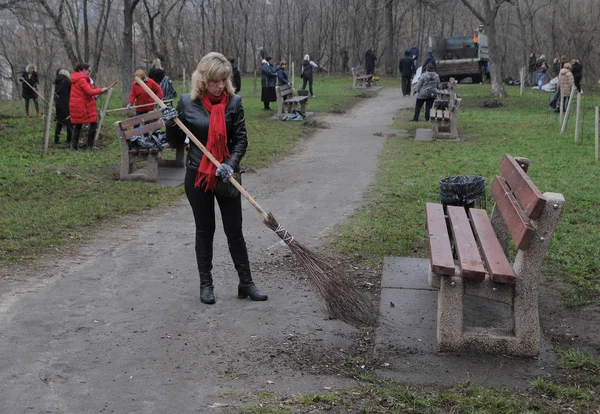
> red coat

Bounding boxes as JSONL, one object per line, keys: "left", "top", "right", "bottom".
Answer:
{"left": 69, "top": 71, "right": 103, "bottom": 124}
{"left": 129, "top": 78, "right": 163, "bottom": 113}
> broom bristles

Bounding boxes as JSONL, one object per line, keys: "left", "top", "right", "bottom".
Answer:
{"left": 264, "top": 213, "right": 377, "bottom": 328}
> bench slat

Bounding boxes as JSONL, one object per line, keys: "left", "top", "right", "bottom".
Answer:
{"left": 499, "top": 154, "right": 546, "bottom": 219}
{"left": 118, "top": 110, "right": 163, "bottom": 130}
{"left": 286, "top": 97, "right": 309, "bottom": 103}
{"left": 443, "top": 110, "right": 450, "bottom": 119}
{"left": 447, "top": 206, "right": 486, "bottom": 280}
{"left": 491, "top": 176, "right": 535, "bottom": 250}
{"left": 122, "top": 120, "right": 165, "bottom": 140}
{"left": 425, "top": 203, "right": 455, "bottom": 275}
{"left": 469, "top": 208, "right": 516, "bottom": 284}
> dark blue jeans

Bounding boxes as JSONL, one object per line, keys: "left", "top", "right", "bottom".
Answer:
{"left": 413, "top": 98, "right": 435, "bottom": 121}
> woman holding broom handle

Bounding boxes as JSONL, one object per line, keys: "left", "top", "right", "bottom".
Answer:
{"left": 162, "top": 52, "right": 268, "bottom": 305}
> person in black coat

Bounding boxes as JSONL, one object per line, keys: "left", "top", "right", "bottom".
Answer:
{"left": 53, "top": 69, "right": 72, "bottom": 144}
{"left": 148, "top": 58, "right": 166, "bottom": 84}
{"left": 571, "top": 59, "right": 583, "bottom": 92}
{"left": 163, "top": 52, "right": 268, "bottom": 305}
{"left": 399, "top": 51, "right": 415, "bottom": 97}
{"left": 261, "top": 56, "right": 277, "bottom": 110}
{"left": 276, "top": 61, "right": 292, "bottom": 87}
{"left": 365, "top": 48, "right": 377, "bottom": 75}
{"left": 422, "top": 52, "right": 437, "bottom": 72}
{"left": 19, "top": 63, "right": 39, "bottom": 117}
{"left": 229, "top": 57, "right": 241, "bottom": 93}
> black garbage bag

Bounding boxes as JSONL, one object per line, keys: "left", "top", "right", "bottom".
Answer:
{"left": 440, "top": 175, "right": 486, "bottom": 208}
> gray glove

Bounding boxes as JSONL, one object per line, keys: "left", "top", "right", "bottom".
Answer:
{"left": 215, "top": 163, "right": 234, "bottom": 182}
{"left": 127, "top": 103, "right": 132, "bottom": 110}
{"left": 101, "top": 87, "right": 107, "bottom": 93}
{"left": 18, "top": 76, "right": 24, "bottom": 82}
{"left": 161, "top": 106, "right": 178, "bottom": 126}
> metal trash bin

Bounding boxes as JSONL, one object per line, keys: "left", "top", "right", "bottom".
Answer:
{"left": 440, "top": 175, "right": 486, "bottom": 210}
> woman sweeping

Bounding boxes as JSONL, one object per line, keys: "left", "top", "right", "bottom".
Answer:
{"left": 163, "top": 52, "right": 268, "bottom": 305}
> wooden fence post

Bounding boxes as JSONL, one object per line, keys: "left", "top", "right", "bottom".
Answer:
{"left": 561, "top": 87, "right": 576, "bottom": 134}
{"left": 94, "top": 87, "right": 114, "bottom": 145}
{"left": 559, "top": 90, "right": 564, "bottom": 125}
{"left": 182, "top": 66, "right": 186, "bottom": 93}
{"left": 595, "top": 106, "right": 599, "bottom": 162}
{"left": 574, "top": 92, "right": 581, "bottom": 143}
{"left": 43, "top": 83, "right": 55, "bottom": 154}
{"left": 519, "top": 67, "right": 525, "bottom": 96}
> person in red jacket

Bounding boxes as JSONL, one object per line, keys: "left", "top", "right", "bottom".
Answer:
{"left": 128, "top": 69, "right": 163, "bottom": 115}
{"left": 69, "top": 62, "right": 107, "bottom": 150}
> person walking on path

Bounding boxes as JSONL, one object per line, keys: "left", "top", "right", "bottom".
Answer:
{"left": 53, "top": 69, "right": 72, "bottom": 144}
{"left": 409, "top": 42, "right": 420, "bottom": 72}
{"left": 559, "top": 63, "right": 575, "bottom": 111}
{"left": 19, "top": 63, "right": 39, "bottom": 117}
{"left": 276, "top": 61, "right": 292, "bottom": 87}
{"left": 127, "top": 69, "right": 163, "bottom": 115}
{"left": 163, "top": 51, "right": 268, "bottom": 305}
{"left": 261, "top": 56, "right": 277, "bottom": 111}
{"left": 364, "top": 48, "right": 377, "bottom": 75}
{"left": 411, "top": 64, "right": 440, "bottom": 122}
{"left": 571, "top": 59, "right": 583, "bottom": 92}
{"left": 399, "top": 51, "right": 414, "bottom": 97}
{"left": 69, "top": 62, "right": 107, "bottom": 150}
{"left": 301, "top": 54, "right": 318, "bottom": 98}
{"left": 229, "top": 57, "right": 241, "bottom": 93}
{"left": 422, "top": 51, "right": 437, "bottom": 72}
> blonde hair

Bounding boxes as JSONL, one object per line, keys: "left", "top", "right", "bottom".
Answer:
{"left": 59, "top": 69, "right": 70, "bottom": 77}
{"left": 134, "top": 69, "right": 147, "bottom": 79}
{"left": 151, "top": 58, "right": 162, "bottom": 69}
{"left": 563, "top": 63, "right": 572, "bottom": 70}
{"left": 190, "top": 52, "right": 234, "bottom": 100}
{"left": 26, "top": 63, "right": 36, "bottom": 72}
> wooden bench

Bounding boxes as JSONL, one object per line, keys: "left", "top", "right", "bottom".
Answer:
{"left": 426, "top": 154, "right": 565, "bottom": 357}
{"left": 275, "top": 84, "right": 309, "bottom": 118}
{"left": 430, "top": 78, "right": 461, "bottom": 140}
{"left": 351, "top": 67, "right": 374, "bottom": 89}
{"left": 115, "top": 110, "right": 185, "bottom": 182}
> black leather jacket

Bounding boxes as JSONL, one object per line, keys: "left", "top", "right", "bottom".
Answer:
{"left": 166, "top": 93, "right": 247, "bottom": 172}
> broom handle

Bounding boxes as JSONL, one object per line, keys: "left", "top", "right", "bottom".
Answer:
{"left": 134, "top": 76, "right": 270, "bottom": 221}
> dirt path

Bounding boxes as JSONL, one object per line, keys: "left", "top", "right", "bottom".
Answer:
{"left": 0, "top": 88, "right": 410, "bottom": 412}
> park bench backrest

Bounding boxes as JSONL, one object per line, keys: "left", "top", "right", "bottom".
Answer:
{"left": 278, "top": 84, "right": 294, "bottom": 100}
{"left": 117, "top": 110, "right": 164, "bottom": 140}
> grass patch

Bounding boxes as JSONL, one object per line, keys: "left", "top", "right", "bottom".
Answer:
{"left": 327, "top": 83, "right": 600, "bottom": 308}
{"left": 0, "top": 74, "right": 382, "bottom": 263}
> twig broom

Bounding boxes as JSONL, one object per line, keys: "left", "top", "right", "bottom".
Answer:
{"left": 134, "top": 77, "right": 377, "bottom": 328}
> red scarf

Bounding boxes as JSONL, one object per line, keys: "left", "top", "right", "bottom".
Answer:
{"left": 196, "top": 92, "right": 230, "bottom": 190}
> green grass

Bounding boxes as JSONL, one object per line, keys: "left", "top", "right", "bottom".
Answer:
{"left": 0, "top": 74, "right": 381, "bottom": 262}
{"left": 328, "top": 83, "right": 600, "bottom": 308}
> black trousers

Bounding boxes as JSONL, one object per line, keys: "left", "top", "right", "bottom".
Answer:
{"left": 72, "top": 123, "right": 98, "bottom": 149}
{"left": 24, "top": 98, "right": 39, "bottom": 114}
{"left": 574, "top": 76, "right": 582, "bottom": 92}
{"left": 301, "top": 77, "right": 314, "bottom": 96}
{"left": 413, "top": 98, "right": 435, "bottom": 121}
{"left": 184, "top": 168, "right": 249, "bottom": 276}
{"left": 54, "top": 119, "right": 72, "bottom": 143}
{"left": 401, "top": 76, "right": 412, "bottom": 96}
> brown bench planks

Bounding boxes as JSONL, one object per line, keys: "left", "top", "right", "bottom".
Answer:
{"left": 425, "top": 203, "right": 455, "bottom": 275}
{"left": 469, "top": 208, "right": 516, "bottom": 284}
{"left": 491, "top": 176, "right": 535, "bottom": 250}
{"left": 447, "top": 206, "right": 486, "bottom": 280}
{"left": 122, "top": 119, "right": 164, "bottom": 140}
{"left": 499, "top": 154, "right": 546, "bottom": 219}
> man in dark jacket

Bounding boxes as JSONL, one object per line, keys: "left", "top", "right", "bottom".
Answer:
{"left": 365, "top": 48, "right": 377, "bottom": 75}
{"left": 422, "top": 51, "right": 437, "bottom": 72}
{"left": 399, "top": 51, "right": 415, "bottom": 96}
{"left": 528, "top": 53, "right": 536, "bottom": 87}
{"left": 571, "top": 59, "right": 583, "bottom": 92}
{"left": 53, "top": 69, "right": 72, "bottom": 144}
{"left": 409, "top": 42, "right": 420, "bottom": 71}
{"left": 229, "top": 57, "right": 241, "bottom": 93}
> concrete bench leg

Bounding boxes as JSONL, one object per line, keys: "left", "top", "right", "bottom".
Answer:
{"left": 437, "top": 275, "right": 464, "bottom": 352}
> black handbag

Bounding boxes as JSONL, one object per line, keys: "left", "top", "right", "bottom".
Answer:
{"left": 214, "top": 171, "right": 242, "bottom": 198}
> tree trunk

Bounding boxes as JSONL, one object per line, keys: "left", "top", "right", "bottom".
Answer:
{"left": 123, "top": 0, "right": 140, "bottom": 106}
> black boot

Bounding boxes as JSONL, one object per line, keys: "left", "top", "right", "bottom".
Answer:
{"left": 199, "top": 272, "right": 215, "bottom": 304}
{"left": 229, "top": 237, "right": 268, "bottom": 301}
{"left": 196, "top": 236, "right": 216, "bottom": 304}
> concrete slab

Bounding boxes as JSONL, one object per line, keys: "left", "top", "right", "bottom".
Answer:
{"left": 375, "top": 257, "right": 558, "bottom": 390}
{"left": 157, "top": 166, "right": 185, "bottom": 187}
{"left": 415, "top": 128, "right": 433, "bottom": 141}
